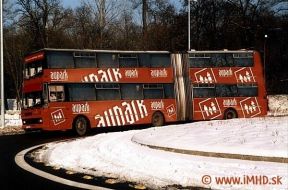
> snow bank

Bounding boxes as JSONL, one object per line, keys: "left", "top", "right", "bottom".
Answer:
{"left": 0, "top": 112, "right": 22, "bottom": 127}
{"left": 133, "top": 116, "right": 288, "bottom": 158}
{"left": 268, "top": 95, "right": 288, "bottom": 116}
{"left": 35, "top": 116, "right": 288, "bottom": 190}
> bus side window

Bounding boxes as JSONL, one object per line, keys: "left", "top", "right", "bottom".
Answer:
{"left": 238, "top": 84, "right": 258, "bottom": 97}
{"left": 49, "top": 85, "right": 65, "bottom": 102}
{"left": 189, "top": 53, "right": 211, "bottom": 68}
{"left": 96, "top": 84, "right": 120, "bottom": 100}
{"left": 164, "top": 84, "right": 175, "bottom": 98}
{"left": 211, "top": 53, "right": 234, "bottom": 67}
{"left": 47, "top": 51, "right": 74, "bottom": 69}
{"left": 74, "top": 52, "right": 97, "bottom": 68}
{"left": 193, "top": 87, "right": 215, "bottom": 98}
{"left": 139, "top": 54, "right": 150, "bottom": 67}
{"left": 121, "top": 84, "right": 143, "bottom": 100}
{"left": 150, "top": 54, "right": 171, "bottom": 68}
{"left": 97, "top": 53, "right": 118, "bottom": 68}
{"left": 143, "top": 84, "right": 164, "bottom": 99}
{"left": 233, "top": 53, "right": 253, "bottom": 67}
{"left": 68, "top": 84, "right": 97, "bottom": 101}
{"left": 215, "top": 85, "right": 238, "bottom": 97}
{"left": 119, "top": 54, "right": 138, "bottom": 68}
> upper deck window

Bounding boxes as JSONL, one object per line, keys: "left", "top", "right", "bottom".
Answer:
{"left": 119, "top": 54, "right": 138, "bottom": 68}
{"left": 24, "top": 60, "right": 43, "bottom": 79}
{"left": 98, "top": 53, "right": 118, "bottom": 68}
{"left": 74, "top": 52, "right": 97, "bottom": 68}
{"left": 150, "top": 54, "right": 171, "bottom": 67}
{"left": 211, "top": 53, "right": 234, "bottom": 67}
{"left": 47, "top": 51, "right": 74, "bottom": 68}
{"left": 189, "top": 52, "right": 254, "bottom": 68}
{"left": 233, "top": 53, "right": 253, "bottom": 67}
{"left": 189, "top": 53, "right": 211, "bottom": 67}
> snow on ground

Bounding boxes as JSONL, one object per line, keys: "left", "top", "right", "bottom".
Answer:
{"left": 35, "top": 116, "right": 288, "bottom": 190}
{"left": 132, "top": 116, "right": 288, "bottom": 158}
{"left": 0, "top": 111, "right": 23, "bottom": 135}
{"left": 268, "top": 95, "right": 288, "bottom": 116}
{"left": 0, "top": 111, "right": 22, "bottom": 127}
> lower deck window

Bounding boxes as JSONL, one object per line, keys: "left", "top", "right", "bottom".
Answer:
{"left": 193, "top": 84, "right": 258, "bottom": 98}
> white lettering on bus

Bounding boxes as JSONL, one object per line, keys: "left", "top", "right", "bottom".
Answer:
{"left": 82, "top": 68, "right": 122, "bottom": 82}
{"left": 223, "top": 98, "right": 237, "bottom": 107}
{"left": 125, "top": 69, "right": 138, "bottom": 78}
{"left": 151, "top": 100, "right": 164, "bottom": 110}
{"left": 150, "top": 68, "right": 168, "bottom": 78}
{"left": 50, "top": 70, "right": 68, "bottom": 81}
{"left": 72, "top": 102, "right": 90, "bottom": 114}
{"left": 95, "top": 100, "right": 148, "bottom": 127}
{"left": 219, "top": 68, "right": 233, "bottom": 77}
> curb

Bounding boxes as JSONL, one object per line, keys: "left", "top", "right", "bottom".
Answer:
{"left": 15, "top": 144, "right": 112, "bottom": 190}
{"left": 131, "top": 138, "right": 288, "bottom": 164}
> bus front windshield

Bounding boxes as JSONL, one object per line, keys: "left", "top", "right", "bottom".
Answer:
{"left": 22, "top": 91, "right": 43, "bottom": 108}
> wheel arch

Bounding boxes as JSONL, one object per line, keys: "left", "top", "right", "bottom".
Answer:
{"left": 223, "top": 107, "right": 238, "bottom": 119}
{"left": 151, "top": 110, "right": 165, "bottom": 126}
{"left": 72, "top": 114, "right": 91, "bottom": 129}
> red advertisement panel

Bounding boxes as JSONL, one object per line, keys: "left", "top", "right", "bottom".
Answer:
{"left": 22, "top": 99, "right": 177, "bottom": 131}
{"left": 42, "top": 68, "right": 174, "bottom": 83}
{"left": 190, "top": 67, "right": 258, "bottom": 84}
{"left": 192, "top": 97, "right": 266, "bottom": 120}
{"left": 24, "top": 52, "right": 45, "bottom": 64}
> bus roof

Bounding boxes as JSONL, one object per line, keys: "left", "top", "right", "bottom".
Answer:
{"left": 188, "top": 50, "right": 254, "bottom": 53}
{"left": 28, "top": 48, "right": 171, "bottom": 55}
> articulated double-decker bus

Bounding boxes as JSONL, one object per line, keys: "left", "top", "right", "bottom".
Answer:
{"left": 22, "top": 49, "right": 181, "bottom": 135}
{"left": 21, "top": 49, "right": 267, "bottom": 135}
{"left": 187, "top": 50, "right": 267, "bottom": 120}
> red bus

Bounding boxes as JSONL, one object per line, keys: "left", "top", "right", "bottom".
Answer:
{"left": 22, "top": 49, "right": 180, "bottom": 135}
{"left": 187, "top": 50, "right": 267, "bottom": 120}
{"left": 21, "top": 49, "right": 267, "bottom": 135}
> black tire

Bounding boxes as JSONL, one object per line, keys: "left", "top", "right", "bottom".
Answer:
{"left": 73, "top": 116, "right": 89, "bottom": 136}
{"left": 224, "top": 109, "right": 238, "bottom": 119}
{"left": 151, "top": 112, "right": 165, "bottom": 127}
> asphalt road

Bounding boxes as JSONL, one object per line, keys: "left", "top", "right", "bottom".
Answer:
{"left": 0, "top": 126, "right": 150, "bottom": 190}
{"left": 0, "top": 131, "right": 84, "bottom": 190}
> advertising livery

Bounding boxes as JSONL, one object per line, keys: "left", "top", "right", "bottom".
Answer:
{"left": 22, "top": 49, "right": 267, "bottom": 135}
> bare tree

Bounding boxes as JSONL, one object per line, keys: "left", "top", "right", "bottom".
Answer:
{"left": 85, "top": 0, "right": 123, "bottom": 48}
{"left": 17, "top": 0, "right": 67, "bottom": 48}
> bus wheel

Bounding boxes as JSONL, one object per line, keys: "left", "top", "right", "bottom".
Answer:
{"left": 152, "top": 112, "right": 165, "bottom": 127}
{"left": 73, "top": 116, "right": 89, "bottom": 136}
{"left": 224, "top": 109, "right": 238, "bottom": 119}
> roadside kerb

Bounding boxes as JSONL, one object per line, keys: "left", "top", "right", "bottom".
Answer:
{"left": 131, "top": 137, "right": 288, "bottom": 164}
